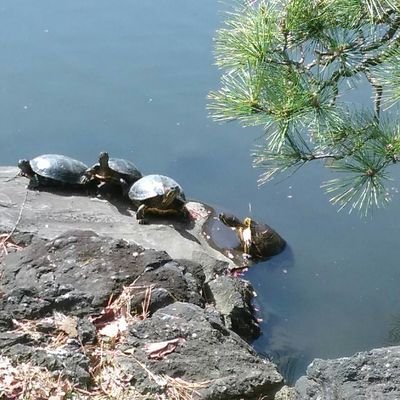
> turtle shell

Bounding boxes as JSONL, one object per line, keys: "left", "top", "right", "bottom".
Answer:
{"left": 29, "top": 154, "right": 88, "bottom": 184}
{"left": 249, "top": 221, "right": 286, "bottom": 258}
{"left": 107, "top": 157, "right": 142, "bottom": 183}
{"left": 129, "top": 174, "right": 186, "bottom": 203}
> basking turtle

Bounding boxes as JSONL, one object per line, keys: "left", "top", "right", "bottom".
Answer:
{"left": 128, "top": 174, "right": 189, "bottom": 224}
{"left": 85, "top": 152, "right": 142, "bottom": 191}
{"left": 18, "top": 154, "right": 89, "bottom": 189}
{"left": 219, "top": 213, "right": 286, "bottom": 259}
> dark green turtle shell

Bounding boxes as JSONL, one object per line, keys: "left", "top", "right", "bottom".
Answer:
{"left": 128, "top": 174, "right": 186, "bottom": 203}
{"left": 27, "top": 154, "right": 88, "bottom": 184}
{"left": 249, "top": 221, "right": 286, "bottom": 258}
{"left": 219, "top": 212, "right": 286, "bottom": 259}
{"left": 106, "top": 157, "right": 142, "bottom": 184}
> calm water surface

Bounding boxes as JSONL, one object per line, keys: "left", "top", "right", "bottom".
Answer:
{"left": 1, "top": 1, "right": 400, "bottom": 382}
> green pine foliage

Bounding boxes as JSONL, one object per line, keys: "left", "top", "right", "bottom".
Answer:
{"left": 208, "top": 0, "right": 400, "bottom": 215}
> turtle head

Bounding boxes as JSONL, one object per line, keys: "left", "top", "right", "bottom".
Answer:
{"left": 18, "top": 159, "right": 33, "bottom": 177}
{"left": 243, "top": 217, "right": 253, "bottom": 228}
{"left": 162, "top": 186, "right": 180, "bottom": 207}
{"left": 98, "top": 151, "right": 110, "bottom": 168}
{"left": 219, "top": 212, "right": 242, "bottom": 228}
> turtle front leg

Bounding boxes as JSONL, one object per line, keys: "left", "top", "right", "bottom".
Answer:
{"left": 240, "top": 226, "right": 252, "bottom": 255}
{"left": 180, "top": 206, "right": 192, "bottom": 221}
{"left": 136, "top": 204, "right": 148, "bottom": 225}
{"left": 120, "top": 178, "right": 131, "bottom": 198}
{"left": 28, "top": 174, "right": 41, "bottom": 189}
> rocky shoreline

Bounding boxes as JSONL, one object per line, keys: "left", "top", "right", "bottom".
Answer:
{"left": 1, "top": 166, "right": 399, "bottom": 399}
{"left": 0, "top": 167, "right": 285, "bottom": 399}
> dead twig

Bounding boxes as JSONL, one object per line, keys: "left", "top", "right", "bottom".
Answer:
{"left": 0, "top": 355, "right": 74, "bottom": 399}
{"left": 133, "top": 356, "right": 209, "bottom": 400}
{"left": 161, "top": 374, "right": 209, "bottom": 400}
{"left": 140, "top": 285, "right": 153, "bottom": 320}
{"left": 0, "top": 189, "right": 28, "bottom": 257}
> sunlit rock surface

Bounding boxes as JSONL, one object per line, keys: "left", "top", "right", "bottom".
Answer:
{"left": 295, "top": 346, "right": 400, "bottom": 399}
{"left": 0, "top": 167, "right": 234, "bottom": 268}
{"left": 0, "top": 167, "right": 285, "bottom": 399}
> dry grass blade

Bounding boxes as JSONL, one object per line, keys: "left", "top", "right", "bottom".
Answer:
{"left": 0, "top": 190, "right": 28, "bottom": 259}
{"left": 105, "top": 283, "right": 153, "bottom": 322}
{"left": 0, "top": 355, "right": 73, "bottom": 399}
{"left": 12, "top": 312, "right": 79, "bottom": 348}
{"left": 86, "top": 345, "right": 152, "bottom": 399}
{"left": 92, "top": 283, "right": 154, "bottom": 348}
{"left": 133, "top": 356, "right": 209, "bottom": 400}
{"left": 0, "top": 234, "right": 23, "bottom": 256}
{"left": 158, "top": 375, "right": 209, "bottom": 400}
{"left": 140, "top": 285, "right": 152, "bottom": 320}
{"left": 104, "top": 266, "right": 154, "bottom": 322}
{"left": 12, "top": 318, "right": 45, "bottom": 341}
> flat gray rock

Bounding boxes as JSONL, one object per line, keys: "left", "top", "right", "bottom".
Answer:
{"left": 0, "top": 167, "right": 234, "bottom": 269}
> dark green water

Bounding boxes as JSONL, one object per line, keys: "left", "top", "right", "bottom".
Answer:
{"left": 1, "top": 1, "right": 400, "bottom": 383}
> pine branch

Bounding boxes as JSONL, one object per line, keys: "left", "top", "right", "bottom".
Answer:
{"left": 209, "top": 0, "right": 400, "bottom": 215}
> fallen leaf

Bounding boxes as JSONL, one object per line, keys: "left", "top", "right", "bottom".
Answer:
{"left": 99, "top": 315, "right": 128, "bottom": 339}
{"left": 144, "top": 337, "right": 186, "bottom": 359}
{"left": 91, "top": 307, "right": 116, "bottom": 330}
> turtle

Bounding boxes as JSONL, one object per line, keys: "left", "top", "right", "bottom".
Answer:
{"left": 219, "top": 212, "right": 286, "bottom": 259}
{"left": 18, "top": 154, "right": 89, "bottom": 189}
{"left": 84, "top": 152, "right": 142, "bottom": 193}
{"left": 128, "top": 174, "right": 189, "bottom": 224}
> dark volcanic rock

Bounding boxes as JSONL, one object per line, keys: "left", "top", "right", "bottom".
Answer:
{"left": 4, "top": 341, "right": 91, "bottom": 386}
{"left": 31, "top": 343, "right": 91, "bottom": 386}
{"left": 0, "top": 230, "right": 205, "bottom": 320}
{"left": 0, "top": 332, "right": 34, "bottom": 349}
{"left": 205, "top": 275, "right": 260, "bottom": 340}
{"left": 118, "top": 302, "right": 283, "bottom": 399}
{"left": 295, "top": 346, "right": 400, "bottom": 400}
{"left": 0, "top": 167, "right": 286, "bottom": 399}
{"left": 0, "top": 312, "right": 13, "bottom": 333}
{"left": 132, "top": 260, "right": 206, "bottom": 314}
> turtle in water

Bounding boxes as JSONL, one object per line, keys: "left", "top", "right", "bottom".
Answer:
{"left": 128, "top": 174, "right": 190, "bottom": 224}
{"left": 219, "top": 212, "right": 286, "bottom": 259}
{"left": 18, "top": 154, "right": 89, "bottom": 189}
{"left": 84, "top": 152, "right": 142, "bottom": 194}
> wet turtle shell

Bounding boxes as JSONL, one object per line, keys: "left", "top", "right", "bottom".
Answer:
{"left": 246, "top": 218, "right": 286, "bottom": 258}
{"left": 18, "top": 154, "right": 88, "bottom": 187}
{"left": 107, "top": 157, "right": 142, "bottom": 184}
{"left": 85, "top": 152, "right": 142, "bottom": 187}
{"left": 219, "top": 213, "right": 286, "bottom": 259}
{"left": 128, "top": 174, "right": 187, "bottom": 223}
